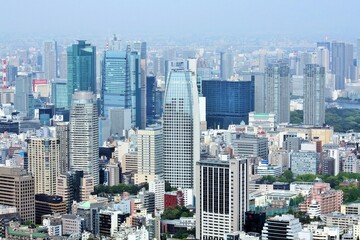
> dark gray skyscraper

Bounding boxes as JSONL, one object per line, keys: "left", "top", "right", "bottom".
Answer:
{"left": 265, "top": 62, "right": 290, "bottom": 124}
{"left": 14, "top": 73, "right": 34, "bottom": 118}
{"left": 67, "top": 40, "right": 96, "bottom": 109}
{"left": 220, "top": 51, "right": 233, "bottom": 80}
{"left": 303, "top": 64, "right": 325, "bottom": 126}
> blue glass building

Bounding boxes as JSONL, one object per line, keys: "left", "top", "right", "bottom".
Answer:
{"left": 51, "top": 79, "right": 67, "bottom": 109}
{"left": 202, "top": 79, "right": 254, "bottom": 129}
{"left": 67, "top": 40, "right": 96, "bottom": 109}
{"left": 101, "top": 50, "right": 140, "bottom": 127}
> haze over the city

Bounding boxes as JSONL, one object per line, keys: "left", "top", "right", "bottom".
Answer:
{"left": 3, "top": 0, "right": 360, "bottom": 40}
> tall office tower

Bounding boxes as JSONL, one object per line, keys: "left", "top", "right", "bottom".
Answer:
{"left": 0, "top": 166, "right": 35, "bottom": 223}
{"left": 43, "top": 40, "right": 58, "bottom": 81}
{"left": 220, "top": 51, "right": 233, "bottom": 80}
{"left": 54, "top": 122, "right": 69, "bottom": 173}
{"left": 345, "top": 43, "right": 355, "bottom": 81}
{"left": 135, "top": 126, "right": 163, "bottom": 184}
{"left": 58, "top": 51, "right": 67, "bottom": 79}
{"left": 202, "top": 79, "right": 254, "bottom": 129}
{"left": 69, "top": 91, "right": 99, "bottom": 184}
{"left": 132, "top": 41, "right": 147, "bottom": 129}
{"left": 331, "top": 42, "right": 354, "bottom": 89}
{"left": 146, "top": 75, "right": 157, "bottom": 125}
{"left": 67, "top": 40, "right": 96, "bottom": 109}
{"left": 265, "top": 62, "right": 290, "bottom": 124}
{"left": 303, "top": 64, "right": 325, "bottom": 126}
{"left": 14, "top": 73, "right": 34, "bottom": 118}
{"left": 262, "top": 215, "right": 302, "bottom": 240}
{"left": 165, "top": 60, "right": 188, "bottom": 83}
{"left": 101, "top": 50, "right": 140, "bottom": 127}
{"left": 51, "top": 79, "right": 67, "bottom": 109}
{"left": 163, "top": 70, "right": 200, "bottom": 189}
{"left": 27, "top": 134, "right": 60, "bottom": 195}
{"left": 6, "top": 65, "right": 17, "bottom": 85}
{"left": 316, "top": 47, "right": 330, "bottom": 72}
{"left": 196, "top": 158, "right": 249, "bottom": 239}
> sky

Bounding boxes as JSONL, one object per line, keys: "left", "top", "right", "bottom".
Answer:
{"left": 3, "top": 0, "right": 360, "bottom": 41}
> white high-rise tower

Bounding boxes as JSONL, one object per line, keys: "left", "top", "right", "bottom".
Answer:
{"left": 303, "top": 64, "right": 325, "bottom": 126}
{"left": 163, "top": 69, "right": 200, "bottom": 189}
{"left": 69, "top": 91, "right": 99, "bottom": 183}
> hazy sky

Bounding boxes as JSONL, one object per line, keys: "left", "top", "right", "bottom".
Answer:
{"left": 4, "top": 0, "right": 360, "bottom": 40}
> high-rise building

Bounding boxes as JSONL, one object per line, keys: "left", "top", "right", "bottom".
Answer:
{"left": 202, "top": 79, "right": 254, "bottom": 129}
{"left": 132, "top": 41, "right": 147, "bottom": 129}
{"left": 101, "top": 50, "right": 140, "bottom": 127}
{"left": 303, "top": 64, "right": 325, "bottom": 126}
{"left": 135, "top": 126, "right": 163, "bottom": 184}
{"left": 69, "top": 91, "right": 99, "bottom": 183}
{"left": 43, "top": 40, "right": 58, "bottom": 81}
{"left": 316, "top": 47, "right": 330, "bottom": 72}
{"left": 262, "top": 215, "right": 302, "bottom": 240}
{"left": 332, "top": 42, "right": 354, "bottom": 89}
{"left": 0, "top": 166, "right": 35, "bottom": 223}
{"left": 149, "top": 179, "right": 165, "bottom": 213}
{"left": 14, "top": 74, "right": 34, "bottom": 118}
{"left": 163, "top": 70, "right": 200, "bottom": 189}
{"left": 54, "top": 122, "right": 69, "bottom": 173}
{"left": 146, "top": 75, "right": 157, "bottom": 125}
{"left": 51, "top": 79, "right": 67, "bottom": 110}
{"left": 59, "top": 51, "right": 67, "bottom": 79}
{"left": 220, "top": 51, "right": 233, "bottom": 80}
{"left": 27, "top": 135, "right": 60, "bottom": 195}
{"left": 265, "top": 62, "right": 290, "bottom": 124}
{"left": 67, "top": 40, "right": 96, "bottom": 108}
{"left": 196, "top": 158, "right": 249, "bottom": 239}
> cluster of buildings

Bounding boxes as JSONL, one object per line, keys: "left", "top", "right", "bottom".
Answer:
{"left": 0, "top": 35, "right": 358, "bottom": 239}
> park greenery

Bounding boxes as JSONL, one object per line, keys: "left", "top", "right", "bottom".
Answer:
{"left": 161, "top": 206, "right": 194, "bottom": 220}
{"left": 261, "top": 171, "right": 360, "bottom": 203}
{"left": 290, "top": 108, "right": 360, "bottom": 132}
{"left": 94, "top": 183, "right": 148, "bottom": 195}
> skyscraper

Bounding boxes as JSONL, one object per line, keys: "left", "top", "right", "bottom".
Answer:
{"left": 132, "top": 41, "right": 147, "bottom": 129}
{"left": 51, "top": 79, "right": 67, "bottom": 109}
{"left": 101, "top": 50, "right": 140, "bottom": 127}
{"left": 331, "top": 42, "right": 354, "bottom": 89}
{"left": 43, "top": 40, "right": 58, "bottom": 81}
{"left": 163, "top": 70, "right": 200, "bottom": 189}
{"left": 27, "top": 134, "right": 60, "bottom": 195}
{"left": 202, "top": 79, "right": 254, "bottom": 129}
{"left": 67, "top": 40, "right": 96, "bottom": 109}
{"left": 0, "top": 166, "right": 35, "bottom": 223}
{"left": 135, "top": 126, "right": 163, "bottom": 184}
{"left": 54, "top": 122, "right": 70, "bottom": 173}
{"left": 69, "top": 91, "right": 99, "bottom": 184}
{"left": 14, "top": 73, "right": 34, "bottom": 118}
{"left": 220, "top": 51, "right": 233, "bottom": 80}
{"left": 303, "top": 64, "right": 325, "bottom": 126}
{"left": 196, "top": 158, "right": 249, "bottom": 239}
{"left": 265, "top": 62, "right": 290, "bottom": 124}
{"left": 146, "top": 75, "right": 157, "bottom": 125}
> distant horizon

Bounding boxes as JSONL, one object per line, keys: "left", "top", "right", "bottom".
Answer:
{"left": 3, "top": 0, "right": 360, "bottom": 43}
